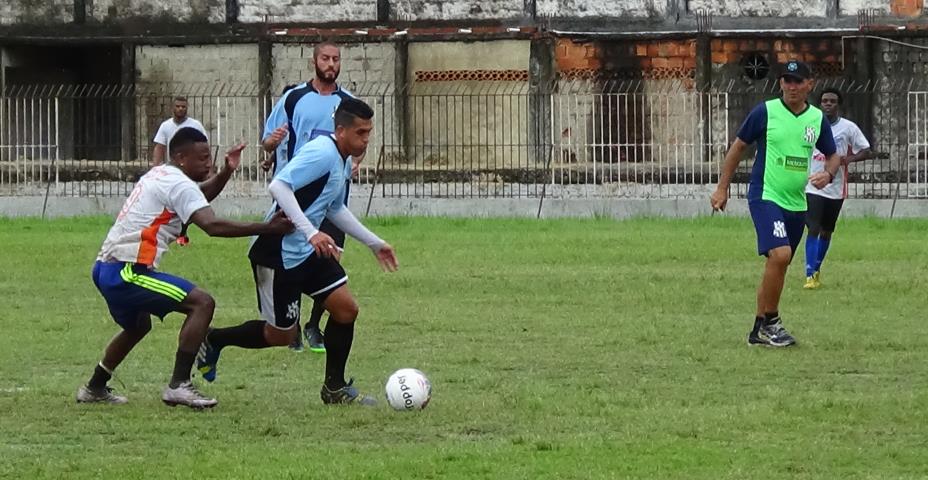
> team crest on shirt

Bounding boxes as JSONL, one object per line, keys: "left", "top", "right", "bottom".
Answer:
{"left": 804, "top": 125, "right": 816, "bottom": 143}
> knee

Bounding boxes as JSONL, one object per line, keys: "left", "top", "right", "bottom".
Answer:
{"left": 330, "top": 301, "right": 359, "bottom": 324}
{"left": 186, "top": 289, "right": 216, "bottom": 314}
{"left": 768, "top": 248, "right": 792, "bottom": 267}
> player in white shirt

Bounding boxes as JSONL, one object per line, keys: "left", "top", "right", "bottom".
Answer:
{"left": 76, "top": 127, "right": 292, "bottom": 409}
{"left": 804, "top": 88, "right": 873, "bottom": 289}
{"left": 151, "top": 96, "right": 208, "bottom": 166}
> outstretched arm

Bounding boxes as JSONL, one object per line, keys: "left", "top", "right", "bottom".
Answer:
{"left": 188, "top": 206, "right": 292, "bottom": 238}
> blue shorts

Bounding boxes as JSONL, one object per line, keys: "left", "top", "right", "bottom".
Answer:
{"left": 748, "top": 200, "right": 806, "bottom": 256}
{"left": 92, "top": 261, "right": 195, "bottom": 330}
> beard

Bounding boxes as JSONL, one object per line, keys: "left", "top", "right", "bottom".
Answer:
{"left": 316, "top": 65, "right": 339, "bottom": 84}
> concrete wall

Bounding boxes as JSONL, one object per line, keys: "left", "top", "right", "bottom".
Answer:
{"left": 392, "top": 0, "right": 526, "bottom": 21}
{"left": 687, "top": 0, "right": 828, "bottom": 16}
{"left": 537, "top": 0, "right": 667, "bottom": 18}
{"left": 1, "top": 0, "right": 72, "bottom": 25}
{"left": 134, "top": 45, "right": 262, "bottom": 158}
{"left": 840, "top": 0, "right": 891, "bottom": 15}
{"left": 269, "top": 42, "right": 399, "bottom": 163}
{"left": 7, "top": 0, "right": 919, "bottom": 25}
{"left": 90, "top": 0, "right": 225, "bottom": 23}
{"left": 239, "top": 0, "right": 377, "bottom": 23}
{"left": 405, "top": 40, "right": 531, "bottom": 173}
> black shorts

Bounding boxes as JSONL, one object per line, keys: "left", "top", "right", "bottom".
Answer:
{"left": 251, "top": 254, "right": 347, "bottom": 330}
{"left": 319, "top": 218, "right": 346, "bottom": 248}
{"left": 806, "top": 193, "right": 844, "bottom": 234}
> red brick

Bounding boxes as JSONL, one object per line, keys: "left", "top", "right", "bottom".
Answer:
{"left": 711, "top": 51, "right": 727, "bottom": 64}
{"left": 647, "top": 43, "right": 660, "bottom": 57}
{"left": 666, "top": 57, "right": 684, "bottom": 68}
{"left": 683, "top": 57, "right": 697, "bottom": 69}
{"left": 639, "top": 57, "right": 652, "bottom": 69}
{"left": 756, "top": 40, "right": 770, "bottom": 50}
{"left": 636, "top": 43, "right": 648, "bottom": 57}
{"left": 652, "top": 57, "right": 670, "bottom": 68}
{"left": 723, "top": 41, "right": 738, "bottom": 52}
{"left": 740, "top": 40, "right": 755, "bottom": 51}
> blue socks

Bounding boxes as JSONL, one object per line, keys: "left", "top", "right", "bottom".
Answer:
{"left": 815, "top": 238, "right": 831, "bottom": 273}
{"left": 805, "top": 235, "right": 819, "bottom": 277}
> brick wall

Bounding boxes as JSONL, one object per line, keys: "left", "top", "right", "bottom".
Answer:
{"left": 710, "top": 38, "right": 843, "bottom": 78}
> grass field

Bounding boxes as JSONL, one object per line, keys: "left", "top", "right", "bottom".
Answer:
{"left": 1, "top": 215, "right": 927, "bottom": 479}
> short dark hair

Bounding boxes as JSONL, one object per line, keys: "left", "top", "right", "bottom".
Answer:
{"left": 173, "top": 96, "right": 188, "bottom": 103}
{"left": 313, "top": 41, "right": 339, "bottom": 59}
{"left": 820, "top": 87, "right": 842, "bottom": 104}
{"left": 334, "top": 97, "right": 374, "bottom": 128}
{"left": 169, "top": 127, "right": 208, "bottom": 158}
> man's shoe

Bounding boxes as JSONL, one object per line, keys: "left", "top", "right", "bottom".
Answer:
{"left": 748, "top": 317, "right": 797, "bottom": 347}
{"left": 320, "top": 379, "right": 377, "bottom": 406}
{"left": 162, "top": 382, "right": 218, "bottom": 409}
{"left": 76, "top": 385, "right": 128, "bottom": 405}
{"left": 306, "top": 326, "right": 325, "bottom": 354}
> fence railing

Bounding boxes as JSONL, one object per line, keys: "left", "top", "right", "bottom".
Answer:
{"left": 0, "top": 80, "right": 919, "bottom": 200}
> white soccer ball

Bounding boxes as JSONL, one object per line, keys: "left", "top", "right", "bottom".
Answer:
{"left": 385, "top": 368, "right": 432, "bottom": 411}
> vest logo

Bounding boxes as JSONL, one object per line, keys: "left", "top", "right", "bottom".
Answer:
{"left": 784, "top": 156, "right": 808, "bottom": 172}
{"left": 804, "top": 125, "right": 816, "bottom": 143}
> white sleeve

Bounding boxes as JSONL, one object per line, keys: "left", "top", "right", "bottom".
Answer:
{"left": 326, "top": 205, "right": 385, "bottom": 251}
{"left": 170, "top": 181, "right": 210, "bottom": 223}
{"left": 268, "top": 178, "right": 318, "bottom": 242}
{"left": 153, "top": 122, "right": 168, "bottom": 145}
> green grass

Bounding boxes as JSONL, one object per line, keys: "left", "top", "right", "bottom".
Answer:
{"left": 1, "top": 215, "right": 927, "bottom": 479}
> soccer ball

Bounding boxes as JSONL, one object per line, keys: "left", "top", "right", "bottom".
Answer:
{"left": 385, "top": 368, "right": 432, "bottom": 411}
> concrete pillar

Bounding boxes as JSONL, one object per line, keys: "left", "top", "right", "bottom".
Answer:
{"left": 394, "top": 39, "right": 410, "bottom": 163}
{"left": 695, "top": 34, "right": 712, "bottom": 163}
{"left": 120, "top": 43, "right": 136, "bottom": 163}
{"left": 529, "top": 36, "right": 555, "bottom": 165}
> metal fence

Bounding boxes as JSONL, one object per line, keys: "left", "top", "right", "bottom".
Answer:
{"left": 0, "top": 79, "right": 920, "bottom": 200}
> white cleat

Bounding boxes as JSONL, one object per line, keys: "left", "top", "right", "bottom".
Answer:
{"left": 161, "top": 381, "right": 217, "bottom": 409}
{"left": 76, "top": 385, "right": 128, "bottom": 405}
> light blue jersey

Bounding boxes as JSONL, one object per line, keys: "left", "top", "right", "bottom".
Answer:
{"left": 263, "top": 82, "right": 353, "bottom": 175}
{"left": 249, "top": 135, "right": 352, "bottom": 270}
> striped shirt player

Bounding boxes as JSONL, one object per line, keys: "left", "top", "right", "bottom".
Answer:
{"left": 77, "top": 127, "right": 291, "bottom": 409}
{"left": 260, "top": 42, "right": 358, "bottom": 352}
{"left": 196, "top": 98, "right": 398, "bottom": 406}
{"left": 264, "top": 82, "right": 353, "bottom": 175}
{"left": 711, "top": 60, "right": 841, "bottom": 348}
{"left": 803, "top": 88, "right": 873, "bottom": 289}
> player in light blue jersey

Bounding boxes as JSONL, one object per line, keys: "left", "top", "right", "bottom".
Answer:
{"left": 261, "top": 41, "right": 362, "bottom": 353}
{"left": 197, "top": 98, "right": 398, "bottom": 406}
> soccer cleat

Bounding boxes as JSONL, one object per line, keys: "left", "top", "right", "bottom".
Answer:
{"left": 76, "top": 385, "right": 128, "bottom": 405}
{"left": 196, "top": 338, "right": 221, "bottom": 383}
{"left": 289, "top": 326, "right": 305, "bottom": 353}
{"left": 320, "top": 378, "right": 378, "bottom": 406}
{"left": 813, "top": 271, "right": 822, "bottom": 287}
{"left": 748, "top": 318, "right": 797, "bottom": 347}
{"left": 306, "top": 326, "right": 326, "bottom": 354}
{"left": 162, "top": 381, "right": 217, "bottom": 409}
{"left": 803, "top": 272, "right": 822, "bottom": 290}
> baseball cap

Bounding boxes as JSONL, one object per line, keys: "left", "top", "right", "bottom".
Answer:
{"left": 780, "top": 60, "right": 812, "bottom": 80}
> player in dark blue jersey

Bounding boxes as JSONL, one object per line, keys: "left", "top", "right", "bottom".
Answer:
{"left": 197, "top": 98, "right": 397, "bottom": 406}
{"left": 261, "top": 42, "right": 362, "bottom": 353}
